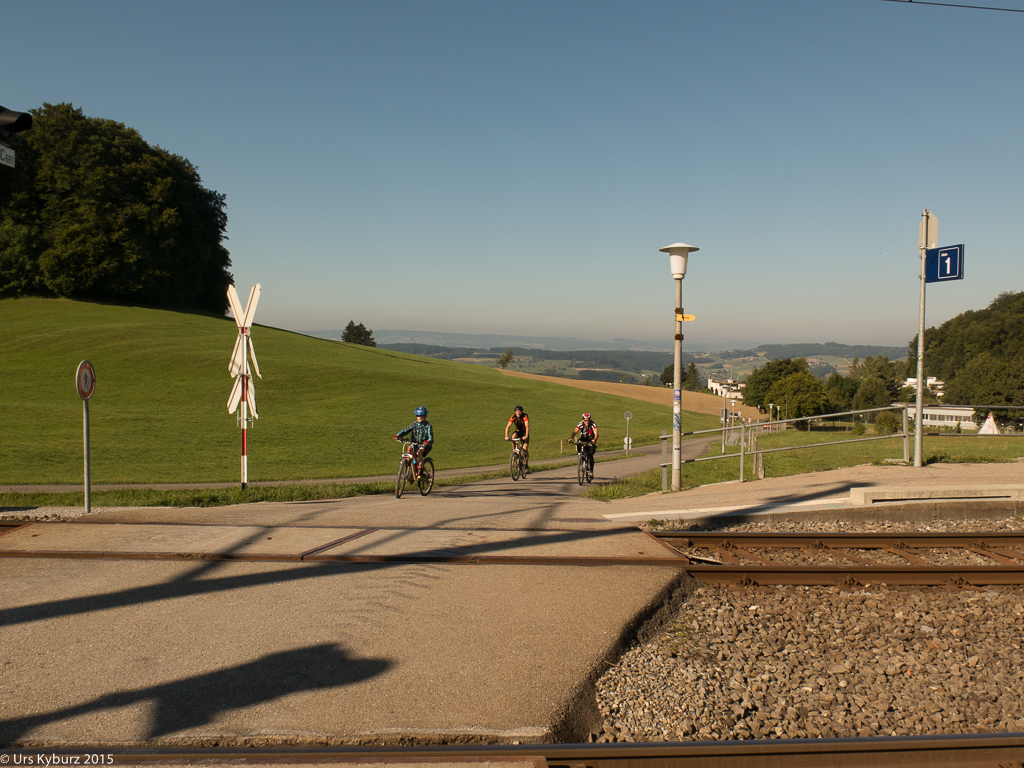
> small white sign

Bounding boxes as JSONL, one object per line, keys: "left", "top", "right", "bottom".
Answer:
{"left": 0, "top": 146, "right": 14, "bottom": 168}
{"left": 624, "top": 437, "right": 632, "bottom": 449}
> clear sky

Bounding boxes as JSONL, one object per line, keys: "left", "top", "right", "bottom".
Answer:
{"left": 5, "top": 0, "right": 1022, "bottom": 348}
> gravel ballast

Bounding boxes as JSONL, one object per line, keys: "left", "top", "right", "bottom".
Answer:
{"left": 594, "top": 516, "right": 1024, "bottom": 742}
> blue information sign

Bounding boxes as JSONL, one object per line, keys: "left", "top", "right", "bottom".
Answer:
{"left": 925, "top": 244, "right": 964, "bottom": 283}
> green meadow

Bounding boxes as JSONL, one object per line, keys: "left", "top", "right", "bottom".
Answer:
{"left": 1, "top": 298, "right": 718, "bottom": 485}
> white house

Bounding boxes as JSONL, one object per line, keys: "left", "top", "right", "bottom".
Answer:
{"left": 707, "top": 378, "right": 744, "bottom": 399}
{"left": 913, "top": 405, "right": 978, "bottom": 430}
{"left": 903, "top": 376, "right": 945, "bottom": 398}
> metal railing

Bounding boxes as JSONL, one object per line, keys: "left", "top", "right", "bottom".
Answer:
{"left": 661, "top": 405, "right": 911, "bottom": 490}
{"left": 659, "top": 403, "right": 1024, "bottom": 490}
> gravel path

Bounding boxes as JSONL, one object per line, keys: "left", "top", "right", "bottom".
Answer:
{"left": 594, "top": 516, "right": 1024, "bottom": 742}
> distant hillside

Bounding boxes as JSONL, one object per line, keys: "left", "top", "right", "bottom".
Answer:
{"left": 308, "top": 328, "right": 738, "bottom": 353}
{"left": 756, "top": 342, "right": 907, "bottom": 361}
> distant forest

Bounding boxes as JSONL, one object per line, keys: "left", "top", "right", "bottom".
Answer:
{"left": 380, "top": 344, "right": 685, "bottom": 372}
{"left": 756, "top": 342, "right": 907, "bottom": 361}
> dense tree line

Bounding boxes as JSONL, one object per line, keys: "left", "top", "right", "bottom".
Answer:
{"left": 742, "top": 294, "right": 1023, "bottom": 428}
{"left": 0, "top": 103, "right": 232, "bottom": 313}
{"left": 744, "top": 355, "right": 905, "bottom": 428}
{"left": 381, "top": 343, "right": 489, "bottom": 359}
{"left": 757, "top": 342, "right": 906, "bottom": 361}
{"left": 486, "top": 347, "right": 682, "bottom": 372}
{"left": 913, "top": 291, "right": 1024, "bottom": 422}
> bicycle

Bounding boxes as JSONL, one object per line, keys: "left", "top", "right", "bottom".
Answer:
{"left": 508, "top": 437, "right": 528, "bottom": 481}
{"left": 394, "top": 440, "right": 434, "bottom": 498}
{"left": 570, "top": 440, "right": 595, "bottom": 485}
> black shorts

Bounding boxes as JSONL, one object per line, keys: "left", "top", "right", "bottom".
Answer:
{"left": 511, "top": 432, "right": 529, "bottom": 444}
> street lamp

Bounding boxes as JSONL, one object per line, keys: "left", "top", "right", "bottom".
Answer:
{"left": 659, "top": 242, "right": 699, "bottom": 491}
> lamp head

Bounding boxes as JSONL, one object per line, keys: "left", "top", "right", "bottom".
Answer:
{"left": 659, "top": 242, "right": 700, "bottom": 278}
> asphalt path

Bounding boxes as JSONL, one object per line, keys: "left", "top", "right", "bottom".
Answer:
{"left": 0, "top": 440, "right": 706, "bottom": 495}
{"left": 0, "top": 441, "right": 720, "bottom": 748}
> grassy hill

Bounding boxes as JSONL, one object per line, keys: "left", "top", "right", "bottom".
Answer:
{"left": 1, "top": 299, "right": 718, "bottom": 485}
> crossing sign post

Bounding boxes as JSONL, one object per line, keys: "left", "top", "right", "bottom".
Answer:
{"left": 226, "top": 284, "right": 262, "bottom": 489}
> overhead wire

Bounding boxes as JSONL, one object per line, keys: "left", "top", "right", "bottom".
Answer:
{"left": 878, "top": 0, "right": 1024, "bottom": 11}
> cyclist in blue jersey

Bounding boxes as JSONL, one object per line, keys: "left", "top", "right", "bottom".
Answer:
{"left": 394, "top": 406, "right": 434, "bottom": 480}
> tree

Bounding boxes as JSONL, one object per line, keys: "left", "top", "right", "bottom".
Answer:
{"left": 851, "top": 376, "right": 892, "bottom": 412}
{"left": 686, "top": 361, "right": 702, "bottom": 391}
{"left": 765, "top": 372, "right": 827, "bottom": 429}
{"left": 0, "top": 103, "right": 232, "bottom": 313}
{"left": 744, "top": 358, "right": 809, "bottom": 411}
{"left": 660, "top": 362, "right": 702, "bottom": 390}
{"left": 497, "top": 348, "right": 515, "bottom": 369}
{"left": 944, "top": 351, "right": 1024, "bottom": 426}
{"left": 342, "top": 320, "right": 376, "bottom": 346}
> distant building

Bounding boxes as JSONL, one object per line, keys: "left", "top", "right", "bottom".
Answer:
{"left": 912, "top": 405, "right": 978, "bottom": 430}
{"left": 903, "top": 376, "right": 944, "bottom": 398}
{"left": 708, "top": 378, "right": 744, "bottom": 400}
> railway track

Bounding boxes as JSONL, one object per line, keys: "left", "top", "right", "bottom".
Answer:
{"left": 6, "top": 523, "right": 1024, "bottom": 586}
{"left": 653, "top": 530, "right": 1024, "bottom": 586}
{"left": 4, "top": 735, "right": 1024, "bottom": 768}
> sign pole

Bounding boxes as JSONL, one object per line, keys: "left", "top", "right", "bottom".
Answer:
{"left": 76, "top": 361, "right": 96, "bottom": 514}
{"left": 915, "top": 210, "right": 936, "bottom": 468}
{"left": 83, "top": 398, "right": 91, "bottom": 513}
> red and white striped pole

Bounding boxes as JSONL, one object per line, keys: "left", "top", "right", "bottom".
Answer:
{"left": 240, "top": 330, "right": 248, "bottom": 490}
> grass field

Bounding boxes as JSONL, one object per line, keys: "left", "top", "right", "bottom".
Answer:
{"left": 1, "top": 298, "right": 720, "bottom": 485}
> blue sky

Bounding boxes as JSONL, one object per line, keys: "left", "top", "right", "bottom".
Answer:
{"left": 5, "top": 0, "right": 1022, "bottom": 348}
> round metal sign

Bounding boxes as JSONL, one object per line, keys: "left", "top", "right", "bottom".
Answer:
{"left": 624, "top": 411, "right": 632, "bottom": 421}
{"left": 76, "top": 360, "right": 96, "bottom": 400}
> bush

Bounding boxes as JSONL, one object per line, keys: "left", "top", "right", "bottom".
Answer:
{"left": 874, "top": 411, "right": 902, "bottom": 435}
{"left": 851, "top": 422, "right": 866, "bottom": 436}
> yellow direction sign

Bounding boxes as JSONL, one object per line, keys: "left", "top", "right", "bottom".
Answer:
{"left": 676, "top": 313, "right": 696, "bottom": 322}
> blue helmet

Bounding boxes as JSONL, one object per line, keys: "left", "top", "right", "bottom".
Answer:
{"left": 414, "top": 406, "right": 428, "bottom": 416}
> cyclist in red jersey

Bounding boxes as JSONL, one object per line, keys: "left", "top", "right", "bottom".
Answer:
{"left": 570, "top": 413, "right": 598, "bottom": 473}
{"left": 504, "top": 405, "right": 530, "bottom": 470}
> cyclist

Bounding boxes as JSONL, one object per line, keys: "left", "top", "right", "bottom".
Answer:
{"left": 393, "top": 406, "right": 434, "bottom": 480}
{"left": 504, "top": 405, "right": 530, "bottom": 469}
{"left": 570, "top": 412, "right": 598, "bottom": 473}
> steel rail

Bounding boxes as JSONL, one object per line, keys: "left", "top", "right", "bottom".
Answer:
{"left": 654, "top": 531, "right": 1024, "bottom": 547}
{"left": 9, "top": 732, "right": 1024, "bottom": 767}
{"left": 0, "top": 548, "right": 689, "bottom": 567}
{"left": 654, "top": 530, "right": 1024, "bottom": 586}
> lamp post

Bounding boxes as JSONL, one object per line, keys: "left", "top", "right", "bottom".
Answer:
{"left": 659, "top": 242, "right": 699, "bottom": 491}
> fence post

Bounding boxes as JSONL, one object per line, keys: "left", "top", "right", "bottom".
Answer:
{"left": 902, "top": 406, "right": 910, "bottom": 463}
{"left": 661, "top": 430, "right": 668, "bottom": 491}
{"left": 739, "top": 420, "right": 745, "bottom": 483}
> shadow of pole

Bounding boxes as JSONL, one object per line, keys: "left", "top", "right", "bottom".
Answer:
{"left": 0, "top": 643, "right": 390, "bottom": 745}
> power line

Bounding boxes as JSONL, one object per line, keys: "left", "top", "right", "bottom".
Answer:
{"left": 878, "top": 0, "right": 1024, "bottom": 11}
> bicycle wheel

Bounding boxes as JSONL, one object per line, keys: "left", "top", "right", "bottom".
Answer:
{"left": 577, "top": 453, "right": 586, "bottom": 485}
{"left": 510, "top": 451, "right": 522, "bottom": 481}
{"left": 395, "top": 459, "right": 407, "bottom": 498}
{"left": 417, "top": 457, "right": 434, "bottom": 495}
